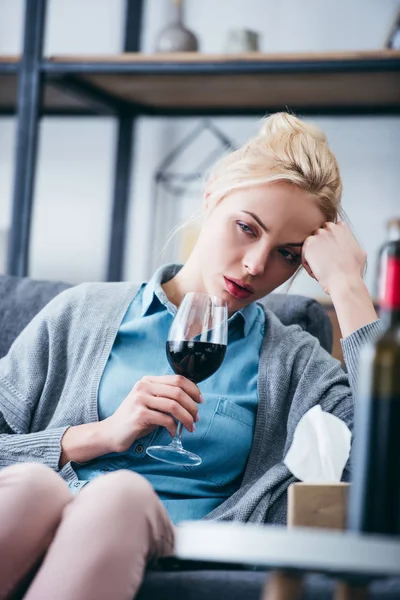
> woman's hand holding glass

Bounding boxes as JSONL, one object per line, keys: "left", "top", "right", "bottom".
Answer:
{"left": 102, "top": 374, "right": 202, "bottom": 454}
{"left": 147, "top": 292, "right": 228, "bottom": 466}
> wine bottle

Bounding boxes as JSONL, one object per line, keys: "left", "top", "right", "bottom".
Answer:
{"left": 347, "top": 219, "right": 400, "bottom": 535}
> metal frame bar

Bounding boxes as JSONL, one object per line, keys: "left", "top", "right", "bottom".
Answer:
{"left": 0, "top": 63, "right": 19, "bottom": 74}
{"left": 107, "top": 115, "right": 134, "bottom": 281}
{"left": 1, "top": 105, "right": 400, "bottom": 118}
{"left": 122, "top": 105, "right": 400, "bottom": 117}
{"left": 7, "top": 0, "right": 47, "bottom": 277}
{"left": 106, "top": 0, "right": 144, "bottom": 282}
{"left": 0, "top": 108, "right": 106, "bottom": 117}
{"left": 40, "top": 55, "right": 400, "bottom": 76}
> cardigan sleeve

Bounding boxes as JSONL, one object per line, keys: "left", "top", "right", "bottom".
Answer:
{"left": 340, "top": 319, "right": 382, "bottom": 393}
{"left": 0, "top": 287, "right": 79, "bottom": 470}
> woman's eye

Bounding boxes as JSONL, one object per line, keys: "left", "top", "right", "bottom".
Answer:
{"left": 279, "top": 249, "right": 301, "bottom": 264}
{"left": 237, "top": 221, "right": 256, "bottom": 237}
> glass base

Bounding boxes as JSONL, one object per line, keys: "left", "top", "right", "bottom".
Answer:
{"left": 146, "top": 443, "right": 202, "bottom": 466}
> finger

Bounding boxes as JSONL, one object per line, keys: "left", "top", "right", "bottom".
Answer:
{"left": 144, "top": 409, "right": 177, "bottom": 438}
{"left": 144, "top": 375, "right": 202, "bottom": 404}
{"left": 147, "top": 382, "right": 199, "bottom": 419}
{"left": 146, "top": 395, "right": 196, "bottom": 433}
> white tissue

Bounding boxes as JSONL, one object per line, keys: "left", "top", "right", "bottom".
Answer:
{"left": 283, "top": 405, "right": 351, "bottom": 483}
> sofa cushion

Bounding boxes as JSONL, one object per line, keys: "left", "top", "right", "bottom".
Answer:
{"left": 0, "top": 274, "right": 70, "bottom": 358}
{"left": 260, "top": 293, "right": 332, "bottom": 353}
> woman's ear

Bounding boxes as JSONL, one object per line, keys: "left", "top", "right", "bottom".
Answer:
{"left": 203, "top": 189, "right": 211, "bottom": 212}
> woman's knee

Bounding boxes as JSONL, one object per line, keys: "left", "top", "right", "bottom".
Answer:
{"left": 79, "top": 470, "right": 157, "bottom": 514}
{"left": 0, "top": 463, "right": 71, "bottom": 513}
{"left": 67, "top": 471, "right": 175, "bottom": 559}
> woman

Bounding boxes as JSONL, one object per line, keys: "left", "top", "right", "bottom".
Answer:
{"left": 0, "top": 113, "right": 380, "bottom": 600}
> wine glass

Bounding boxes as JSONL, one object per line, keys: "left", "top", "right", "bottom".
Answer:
{"left": 146, "top": 292, "right": 228, "bottom": 466}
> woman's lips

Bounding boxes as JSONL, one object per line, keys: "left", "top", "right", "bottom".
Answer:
{"left": 224, "top": 277, "right": 254, "bottom": 300}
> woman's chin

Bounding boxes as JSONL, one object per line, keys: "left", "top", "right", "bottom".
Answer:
{"left": 221, "top": 291, "right": 247, "bottom": 315}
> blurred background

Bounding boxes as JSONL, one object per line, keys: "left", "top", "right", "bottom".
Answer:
{"left": 0, "top": 0, "right": 399, "bottom": 303}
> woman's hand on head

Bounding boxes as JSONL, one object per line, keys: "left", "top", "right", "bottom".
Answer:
{"left": 102, "top": 375, "right": 202, "bottom": 454}
{"left": 301, "top": 221, "right": 367, "bottom": 296}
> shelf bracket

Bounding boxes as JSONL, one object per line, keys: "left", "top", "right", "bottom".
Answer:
{"left": 47, "top": 73, "right": 139, "bottom": 116}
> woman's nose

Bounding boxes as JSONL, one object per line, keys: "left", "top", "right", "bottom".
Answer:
{"left": 243, "top": 245, "right": 270, "bottom": 276}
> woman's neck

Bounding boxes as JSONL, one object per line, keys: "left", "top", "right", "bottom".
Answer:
{"left": 162, "top": 254, "right": 204, "bottom": 308}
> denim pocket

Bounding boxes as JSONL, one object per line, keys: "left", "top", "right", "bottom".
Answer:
{"left": 216, "top": 398, "right": 254, "bottom": 427}
{"left": 183, "top": 396, "right": 255, "bottom": 488}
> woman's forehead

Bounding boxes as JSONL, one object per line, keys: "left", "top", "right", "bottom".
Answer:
{"left": 223, "top": 183, "right": 326, "bottom": 230}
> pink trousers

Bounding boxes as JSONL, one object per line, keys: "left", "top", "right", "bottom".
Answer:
{"left": 0, "top": 463, "right": 175, "bottom": 600}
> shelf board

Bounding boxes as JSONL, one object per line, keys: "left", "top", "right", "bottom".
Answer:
{"left": 1, "top": 51, "right": 399, "bottom": 116}
{"left": 48, "top": 49, "right": 400, "bottom": 65}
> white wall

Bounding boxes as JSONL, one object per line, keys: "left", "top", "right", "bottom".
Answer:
{"left": 0, "top": 0, "right": 399, "bottom": 299}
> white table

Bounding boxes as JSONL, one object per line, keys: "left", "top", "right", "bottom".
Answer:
{"left": 175, "top": 522, "right": 400, "bottom": 599}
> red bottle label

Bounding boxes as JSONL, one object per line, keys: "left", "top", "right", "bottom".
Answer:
{"left": 380, "top": 256, "right": 400, "bottom": 310}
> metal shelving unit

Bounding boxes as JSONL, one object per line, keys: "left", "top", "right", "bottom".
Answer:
{"left": 2, "top": 0, "right": 400, "bottom": 280}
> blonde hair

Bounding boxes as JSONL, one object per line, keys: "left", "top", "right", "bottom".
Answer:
{"left": 161, "top": 112, "right": 350, "bottom": 269}
{"left": 206, "top": 112, "right": 343, "bottom": 222}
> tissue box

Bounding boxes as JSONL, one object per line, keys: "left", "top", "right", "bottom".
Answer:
{"left": 287, "top": 482, "right": 350, "bottom": 530}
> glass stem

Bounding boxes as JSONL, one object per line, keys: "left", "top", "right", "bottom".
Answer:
{"left": 171, "top": 422, "right": 184, "bottom": 447}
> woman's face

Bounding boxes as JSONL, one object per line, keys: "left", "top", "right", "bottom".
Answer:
{"left": 194, "top": 182, "right": 326, "bottom": 314}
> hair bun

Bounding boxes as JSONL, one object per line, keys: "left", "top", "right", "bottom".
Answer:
{"left": 259, "top": 112, "right": 327, "bottom": 143}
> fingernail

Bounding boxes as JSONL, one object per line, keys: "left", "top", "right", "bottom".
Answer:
{"left": 195, "top": 414, "right": 200, "bottom": 422}
{"left": 192, "top": 424, "right": 196, "bottom": 433}
{"left": 199, "top": 394, "right": 204, "bottom": 403}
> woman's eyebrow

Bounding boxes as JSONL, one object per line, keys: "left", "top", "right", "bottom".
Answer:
{"left": 242, "top": 210, "right": 268, "bottom": 232}
{"left": 241, "top": 211, "right": 304, "bottom": 247}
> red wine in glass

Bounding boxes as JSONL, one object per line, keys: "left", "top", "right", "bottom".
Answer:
{"left": 166, "top": 341, "right": 227, "bottom": 384}
{"left": 146, "top": 292, "right": 228, "bottom": 466}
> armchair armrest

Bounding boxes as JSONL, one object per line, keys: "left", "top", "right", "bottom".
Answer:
{"left": 287, "top": 482, "right": 350, "bottom": 531}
